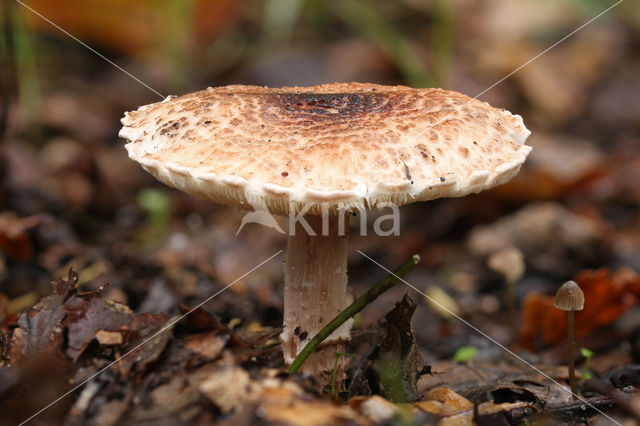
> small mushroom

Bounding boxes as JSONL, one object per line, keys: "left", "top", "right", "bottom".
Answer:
{"left": 488, "top": 246, "right": 525, "bottom": 343}
{"left": 119, "top": 83, "right": 531, "bottom": 385}
{"left": 553, "top": 280, "right": 585, "bottom": 398}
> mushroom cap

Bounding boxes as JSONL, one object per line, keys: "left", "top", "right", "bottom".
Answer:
{"left": 120, "top": 83, "right": 531, "bottom": 215}
{"left": 554, "top": 280, "right": 585, "bottom": 311}
{"left": 488, "top": 246, "right": 525, "bottom": 284}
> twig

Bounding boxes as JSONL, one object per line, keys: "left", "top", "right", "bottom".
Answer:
{"left": 287, "top": 254, "right": 421, "bottom": 375}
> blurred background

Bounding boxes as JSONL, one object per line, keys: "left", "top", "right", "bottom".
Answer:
{"left": 1, "top": 0, "right": 639, "bottom": 363}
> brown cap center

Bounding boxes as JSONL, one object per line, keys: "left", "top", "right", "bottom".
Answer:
{"left": 273, "top": 92, "right": 391, "bottom": 118}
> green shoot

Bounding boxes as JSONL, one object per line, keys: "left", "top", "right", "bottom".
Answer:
{"left": 453, "top": 346, "right": 477, "bottom": 363}
{"left": 580, "top": 347, "right": 594, "bottom": 380}
{"left": 137, "top": 188, "right": 170, "bottom": 246}
{"left": 330, "top": 352, "right": 355, "bottom": 397}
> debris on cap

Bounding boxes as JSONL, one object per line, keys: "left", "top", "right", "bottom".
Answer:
{"left": 120, "top": 83, "right": 531, "bottom": 215}
{"left": 554, "top": 280, "right": 585, "bottom": 311}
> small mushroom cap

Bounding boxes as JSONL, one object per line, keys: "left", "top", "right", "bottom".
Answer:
{"left": 554, "top": 280, "right": 585, "bottom": 311}
{"left": 120, "top": 83, "right": 531, "bottom": 215}
{"left": 488, "top": 246, "right": 525, "bottom": 284}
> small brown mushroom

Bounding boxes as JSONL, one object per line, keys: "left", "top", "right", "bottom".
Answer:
{"left": 119, "top": 83, "right": 531, "bottom": 385}
{"left": 553, "top": 280, "right": 585, "bottom": 398}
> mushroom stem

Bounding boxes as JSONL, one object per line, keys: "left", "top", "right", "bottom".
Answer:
{"left": 506, "top": 279, "right": 517, "bottom": 344}
{"left": 281, "top": 214, "right": 353, "bottom": 384}
{"left": 568, "top": 310, "right": 577, "bottom": 398}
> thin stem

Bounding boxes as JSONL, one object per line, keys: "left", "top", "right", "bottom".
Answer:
{"left": 507, "top": 279, "right": 516, "bottom": 344}
{"left": 287, "top": 254, "right": 421, "bottom": 375}
{"left": 568, "top": 310, "right": 577, "bottom": 398}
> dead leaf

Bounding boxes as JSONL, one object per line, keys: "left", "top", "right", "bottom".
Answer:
{"left": 63, "top": 295, "right": 133, "bottom": 360}
{"left": 415, "top": 387, "right": 473, "bottom": 416}
{"left": 9, "top": 269, "right": 78, "bottom": 364}
{"left": 185, "top": 332, "right": 228, "bottom": 361}
{"left": 350, "top": 395, "right": 400, "bottom": 423}
{"left": 199, "top": 352, "right": 250, "bottom": 414}
{"left": 178, "top": 304, "right": 223, "bottom": 332}
{"left": 230, "top": 378, "right": 368, "bottom": 426}
{"left": 117, "top": 315, "right": 175, "bottom": 375}
{"left": 520, "top": 268, "right": 640, "bottom": 350}
{"left": 179, "top": 304, "right": 248, "bottom": 349}
{"left": 0, "top": 213, "right": 49, "bottom": 262}
{"left": 95, "top": 330, "right": 124, "bottom": 346}
{"left": 22, "top": 0, "right": 240, "bottom": 55}
{"left": 370, "top": 295, "right": 425, "bottom": 403}
{"left": 477, "top": 400, "right": 537, "bottom": 425}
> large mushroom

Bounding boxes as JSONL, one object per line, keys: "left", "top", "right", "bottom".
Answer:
{"left": 119, "top": 83, "right": 531, "bottom": 383}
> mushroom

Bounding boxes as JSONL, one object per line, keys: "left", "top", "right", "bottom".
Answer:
{"left": 553, "top": 280, "right": 585, "bottom": 398}
{"left": 119, "top": 83, "right": 531, "bottom": 384}
{"left": 488, "top": 246, "right": 525, "bottom": 342}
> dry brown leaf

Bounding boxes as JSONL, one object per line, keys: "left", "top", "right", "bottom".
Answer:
{"left": 185, "top": 332, "right": 228, "bottom": 361}
{"left": 0, "top": 213, "right": 48, "bottom": 262}
{"left": 94, "top": 330, "right": 124, "bottom": 346}
{"left": 415, "top": 387, "right": 474, "bottom": 417}
{"left": 199, "top": 352, "right": 250, "bottom": 414}
{"left": 349, "top": 395, "right": 399, "bottom": 423}
{"left": 21, "top": 0, "right": 240, "bottom": 54}
{"left": 244, "top": 382, "right": 368, "bottom": 426}
{"left": 520, "top": 268, "right": 640, "bottom": 350}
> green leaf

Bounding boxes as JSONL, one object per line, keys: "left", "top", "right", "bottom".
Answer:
{"left": 580, "top": 347, "right": 594, "bottom": 359}
{"left": 453, "top": 346, "right": 477, "bottom": 363}
{"left": 138, "top": 188, "right": 170, "bottom": 228}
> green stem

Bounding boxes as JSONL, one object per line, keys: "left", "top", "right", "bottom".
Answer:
{"left": 287, "top": 254, "right": 421, "bottom": 375}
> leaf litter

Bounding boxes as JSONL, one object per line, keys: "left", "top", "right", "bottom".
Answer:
{"left": 2, "top": 1, "right": 640, "bottom": 424}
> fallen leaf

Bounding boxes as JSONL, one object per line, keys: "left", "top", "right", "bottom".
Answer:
{"left": 369, "top": 295, "right": 425, "bottom": 403}
{"left": 199, "top": 352, "right": 250, "bottom": 414}
{"left": 230, "top": 378, "right": 367, "bottom": 426}
{"left": 520, "top": 268, "right": 640, "bottom": 350}
{"left": 63, "top": 295, "right": 133, "bottom": 360}
{"left": 350, "top": 395, "right": 400, "bottom": 423}
{"left": 178, "top": 304, "right": 223, "bottom": 332}
{"left": 9, "top": 269, "right": 78, "bottom": 364}
{"left": 0, "top": 213, "right": 49, "bottom": 262}
{"left": 95, "top": 330, "right": 124, "bottom": 346}
{"left": 117, "top": 314, "right": 175, "bottom": 375}
{"left": 185, "top": 332, "right": 228, "bottom": 361}
{"left": 415, "top": 387, "right": 473, "bottom": 416}
{"left": 477, "top": 400, "right": 537, "bottom": 424}
{"left": 22, "top": 0, "right": 240, "bottom": 54}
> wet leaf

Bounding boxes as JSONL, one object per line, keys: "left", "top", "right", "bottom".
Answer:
{"left": 63, "top": 295, "right": 134, "bottom": 361}
{"left": 9, "top": 269, "right": 78, "bottom": 363}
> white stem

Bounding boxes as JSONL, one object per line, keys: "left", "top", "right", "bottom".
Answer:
{"left": 280, "top": 214, "right": 353, "bottom": 381}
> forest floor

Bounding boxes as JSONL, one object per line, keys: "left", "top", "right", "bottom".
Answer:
{"left": 1, "top": 1, "right": 640, "bottom": 425}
